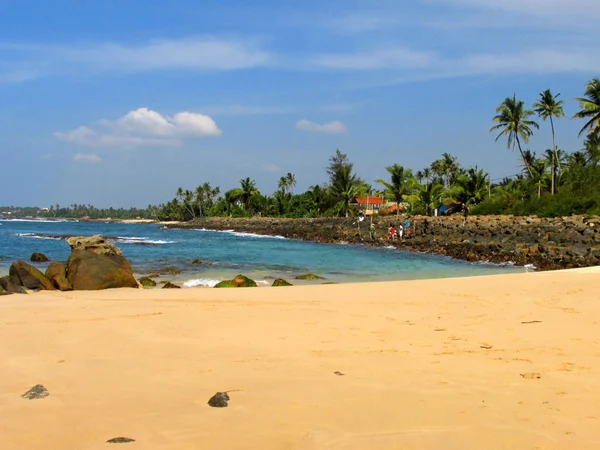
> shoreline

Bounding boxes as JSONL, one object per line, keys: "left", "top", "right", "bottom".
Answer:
{"left": 166, "top": 215, "right": 600, "bottom": 271}
{"left": 2, "top": 268, "right": 600, "bottom": 449}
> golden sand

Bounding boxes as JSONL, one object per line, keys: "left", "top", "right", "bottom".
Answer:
{"left": 1, "top": 268, "right": 599, "bottom": 449}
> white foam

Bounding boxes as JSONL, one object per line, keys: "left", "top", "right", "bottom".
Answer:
{"left": 115, "top": 236, "right": 176, "bottom": 245}
{"left": 183, "top": 278, "right": 221, "bottom": 287}
{"left": 524, "top": 264, "right": 537, "bottom": 271}
{"left": 192, "top": 228, "right": 286, "bottom": 240}
{"left": 16, "top": 233, "right": 62, "bottom": 240}
{"left": 1, "top": 219, "right": 69, "bottom": 223}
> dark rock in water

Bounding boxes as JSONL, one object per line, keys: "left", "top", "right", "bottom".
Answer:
{"left": 66, "top": 235, "right": 122, "bottom": 256}
{"left": 45, "top": 262, "right": 72, "bottom": 291}
{"left": 9, "top": 260, "right": 55, "bottom": 290}
{"left": 107, "top": 437, "right": 135, "bottom": 444}
{"left": 208, "top": 391, "right": 230, "bottom": 407}
{"left": 0, "top": 275, "right": 26, "bottom": 294}
{"left": 138, "top": 276, "right": 157, "bottom": 287}
{"left": 162, "top": 281, "right": 181, "bottom": 289}
{"left": 67, "top": 251, "right": 138, "bottom": 291}
{"left": 214, "top": 274, "right": 257, "bottom": 288}
{"left": 30, "top": 252, "right": 49, "bottom": 263}
{"left": 272, "top": 278, "right": 293, "bottom": 287}
{"left": 295, "top": 273, "right": 325, "bottom": 280}
{"left": 21, "top": 384, "right": 49, "bottom": 399}
{"left": 190, "top": 259, "right": 213, "bottom": 266}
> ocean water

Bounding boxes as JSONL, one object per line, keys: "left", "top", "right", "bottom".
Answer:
{"left": 0, "top": 219, "right": 526, "bottom": 286}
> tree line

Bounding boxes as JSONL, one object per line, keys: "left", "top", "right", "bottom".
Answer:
{"left": 5, "top": 78, "right": 599, "bottom": 220}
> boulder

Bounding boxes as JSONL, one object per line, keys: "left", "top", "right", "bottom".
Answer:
{"left": 65, "top": 235, "right": 122, "bottom": 256}
{"left": 295, "top": 273, "right": 325, "bottom": 280}
{"left": 67, "top": 251, "right": 138, "bottom": 290}
{"left": 214, "top": 274, "right": 257, "bottom": 288}
{"left": 45, "top": 262, "right": 72, "bottom": 291}
{"left": 0, "top": 283, "right": 12, "bottom": 295}
{"left": 0, "top": 276, "right": 26, "bottom": 294}
{"left": 9, "top": 261, "right": 55, "bottom": 290}
{"left": 138, "top": 276, "right": 157, "bottom": 287}
{"left": 30, "top": 253, "right": 50, "bottom": 263}
{"left": 162, "top": 282, "right": 181, "bottom": 289}
{"left": 272, "top": 278, "right": 293, "bottom": 287}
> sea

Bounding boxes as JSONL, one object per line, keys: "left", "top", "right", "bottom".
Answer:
{"left": 0, "top": 219, "right": 527, "bottom": 287}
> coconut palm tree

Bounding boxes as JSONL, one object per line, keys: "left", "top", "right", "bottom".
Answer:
{"left": 307, "top": 185, "right": 328, "bottom": 216}
{"left": 490, "top": 94, "right": 539, "bottom": 177}
{"left": 573, "top": 78, "right": 600, "bottom": 137}
{"left": 329, "top": 166, "right": 358, "bottom": 217}
{"left": 286, "top": 173, "right": 296, "bottom": 194}
{"left": 415, "top": 182, "right": 447, "bottom": 215}
{"left": 224, "top": 188, "right": 243, "bottom": 217}
{"left": 375, "top": 163, "right": 415, "bottom": 216}
{"left": 583, "top": 132, "right": 600, "bottom": 165}
{"left": 239, "top": 177, "right": 259, "bottom": 212}
{"left": 533, "top": 89, "right": 565, "bottom": 194}
{"left": 454, "top": 167, "right": 489, "bottom": 205}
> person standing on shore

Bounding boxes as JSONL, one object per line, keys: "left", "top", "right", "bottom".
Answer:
{"left": 369, "top": 220, "right": 377, "bottom": 241}
{"left": 404, "top": 217, "right": 410, "bottom": 238}
{"left": 388, "top": 224, "right": 396, "bottom": 240}
{"left": 463, "top": 204, "right": 469, "bottom": 225}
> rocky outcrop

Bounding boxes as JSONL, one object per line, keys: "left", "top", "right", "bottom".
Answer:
{"left": 30, "top": 252, "right": 49, "bottom": 262}
{"left": 66, "top": 251, "right": 138, "bottom": 290}
{"left": 272, "top": 278, "right": 293, "bottom": 287}
{"left": 214, "top": 274, "right": 257, "bottom": 288}
{"left": 168, "top": 215, "right": 600, "bottom": 271}
{"left": 295, "top": 273, "right": 324, "bottom": 280}
{"left": 45, "top": 262, "right": 72, "bottom": 291}
{"left": 138, "top": 276, "right": 157, "bottom": 287}
{"left": 0, "top": 276, "right": 26, "bottom": 294}
{"left": 66, "top": 235, "right": 122, "bottom": 256}
{"left": 0, "top": 283, "right": 11, "bottom": 295}
{"left": 162, "top": 281, "right": 181, "bottom": 289}
{"left": 9, "top": 261, "right": 55, "bottom": 291}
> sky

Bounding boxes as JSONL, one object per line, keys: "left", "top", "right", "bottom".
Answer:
{"left": 1, "top": 0, "right": 599, "bottom": 208}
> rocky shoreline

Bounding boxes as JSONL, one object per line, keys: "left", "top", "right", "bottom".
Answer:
{"left": 166, "top": 215, "right": 600, "bottom": 271}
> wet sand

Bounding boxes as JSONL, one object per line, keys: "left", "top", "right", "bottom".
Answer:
{"left": 1, "top": 268, "right": 599, "bottom": 449}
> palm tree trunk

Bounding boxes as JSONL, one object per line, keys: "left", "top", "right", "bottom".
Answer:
{"left": 516, "top": 136, "right": 533, "bottom": 178}
{"left": 550, "top": 116, "right": 558, "bottom": 195}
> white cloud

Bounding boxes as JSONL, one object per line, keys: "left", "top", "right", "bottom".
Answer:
{"left": 295, "top": 120, "right": 347, "bottom": 134}
{"left": 55, "top": 108, "right": 221, "bottom": 148}
{"left": 73, "top": 153, "right": 102, "bottom": 163}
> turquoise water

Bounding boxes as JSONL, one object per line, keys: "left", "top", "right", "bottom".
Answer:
{"left": 0, "top": 219, "right": 525, "bottom": 286}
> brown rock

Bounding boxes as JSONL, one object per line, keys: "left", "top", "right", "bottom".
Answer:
{"left": 0, "top": 275, "right": 26, "bottom": 294}
{"left": 9, "top": 260, "right": 55, "bottom": 290}
{"left": 65, "top": 235, "right": 122, "bottom": 256}
{"left": 66, "top": 251, "right": 138, "bottom": 290}
{"left": 30, "top": 252, "right": 50, "bottom": 262}
{"left": 162, "top": 281, "right": 181, "bottom": 289}
{"left": 45, "top": 262, "right": 73, "bottom": 291}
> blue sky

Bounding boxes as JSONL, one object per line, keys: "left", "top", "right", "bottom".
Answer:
{"left": 1, "top": 0, "right": 599, "bottom": 207}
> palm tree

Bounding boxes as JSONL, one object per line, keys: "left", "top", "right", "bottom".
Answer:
{"left": 533, "top": 89, "right": 564, "bottom": 194}
{"left": 583, "top": 132, "right": 600, "bottom": 165}
{"left": 239, "top": 178, "right": 259, "bottom": 212}
{"left": 286, "top": 173, "right": 296, "bottom": 194}
{"left": 277, "top": 176, "right": 288, "bottom": 193}
{"left": 224, "top": 188, "right": 243, "bottom": 216}
{"left": 307, "top": 185, "right": 328, "bottom": 216}
{"left": 415, "top": 182, "right": 447, "bottom": 215}
{"left": 375, "top": 163, "right": 415, "bottom": 215}
{"left": 454, "top": 167, "right": 489, "bottom": 205}
{"left": 573, "top": 78, "right": 600, "bottom": 137}
{"left": 490, "top": 94, "right": 539, "bottom": 177}
{"left": 329, "top": 166, "right": 358, "bottom": 217}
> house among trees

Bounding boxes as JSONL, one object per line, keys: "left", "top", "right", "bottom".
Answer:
{"left": 353, "top": 196, "right": 384, "bottom": 215}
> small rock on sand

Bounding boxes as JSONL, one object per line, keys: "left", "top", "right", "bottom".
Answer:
{"left": 106, "top": 437, "right": 136, "bottom": 443}
{"left": 521, "top": 372, "right": 541, "bottom": 379}
{"left": 21, "top": 384, "right": 49, "bottom": 400}
{"left": 208, "top": 392, "right": 230, "bottom": 407}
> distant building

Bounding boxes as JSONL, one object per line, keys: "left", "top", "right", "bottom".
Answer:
{"left": 38, "top": 207, "right": 49, "bottom": 212}
{"left": 353, "top": 196, "right": 384, "bottom": 215}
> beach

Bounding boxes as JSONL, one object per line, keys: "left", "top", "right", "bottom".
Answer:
{"left": 1, "top": 268, "right": 600, "bottom": 449}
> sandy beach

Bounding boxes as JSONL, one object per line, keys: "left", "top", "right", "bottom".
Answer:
{"left": 1, "top": 268, "right": 600, "bottom": 449}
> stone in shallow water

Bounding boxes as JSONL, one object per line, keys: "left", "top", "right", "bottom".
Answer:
{"left": 21, "top": 384, "right": 49, "bottom": 399}
{"left": 106, "top": 437, "right": 135, "bottom": 443}
{"left": 208, "top": 391, "right": 230, "bottom": 407}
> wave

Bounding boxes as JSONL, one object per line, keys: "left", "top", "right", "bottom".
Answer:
{"left": 192, "top": 228, "right": 286, "bottom": 240}
{"left": 183, "top": 278, "right": 221, "bottom": 288}
{"left": 115, "top": 236, "right": 176, "bottom": 245}
{"left": 16, "top": 233, "right": 62, "bottom": 240}
{"left": 183, "top": 278, "right": 270, "bottom": 288}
